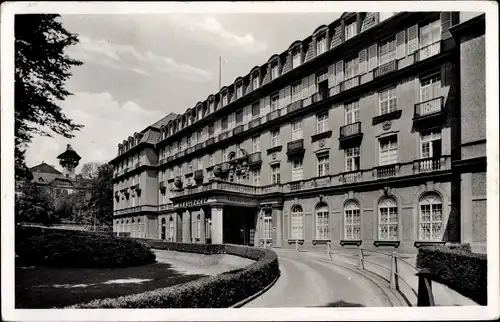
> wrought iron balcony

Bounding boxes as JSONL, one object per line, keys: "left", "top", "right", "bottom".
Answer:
{"left": 247, "top": 151, "right": 262, "bottom": 166}
{"left": 287, "top": 100, "right": 303, "bottom": 114}
{"left": 416, "top": 41, "right": 441, "bottom": 62}
{"left": 233, "top": 125, "right": 244, "bottom": 135}
{"left": 339, "top": 122, "right": 363, "bottom": 148}
{"left": 312, "top": 88, "right": 330, "bottom": 103}
{"left": 340, "top": 75, "right": 360, "bottom": 92}
{"left": 414, "top": 97, "right": 445, "bottom": 128}
{"left": 374, "top": 60, "right": 398, "bottom": 78}
{"left": 286, "top": 139, "right": 305, "bottom": 158}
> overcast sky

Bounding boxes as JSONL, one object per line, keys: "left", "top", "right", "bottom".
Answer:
{"left": 25, "top": 12, "right": 342, "bottom": 172}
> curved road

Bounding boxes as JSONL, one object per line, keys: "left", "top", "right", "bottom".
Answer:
{"left": 244, "top": 250, "right": 392, "bottom": 308}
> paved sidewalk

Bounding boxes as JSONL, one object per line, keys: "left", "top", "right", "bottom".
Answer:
{"left": 284, "top": 247, "right": 478, "bottom": 307}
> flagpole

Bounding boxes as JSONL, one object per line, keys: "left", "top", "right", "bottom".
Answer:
{"left": 218, "top": 56, "right": 222, "bottom": 91}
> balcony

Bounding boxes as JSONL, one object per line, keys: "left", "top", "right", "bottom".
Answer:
{"left": 195, "top": 143, "right": 203, "bottom": 151}
{"left": 286, "top": 139, "right": 305, "bottom": 159}
{"left": 266, "top": 109, "right": 281, "bottom": 122}
{"left": 413, "top": 157, "right": 443, "bottom": 173}
{"left": 340, "top": 75, "right": 360, "bottom": 92}
{"left": 233, "top": 125, "right": 244, "bottom": 136}
{"left": 159, "top": 158, "right": 167, "bottom": 165}
{"left": 247, "top": 152, "right": 262, "bottom": 167}
{"left": 375, "top": 164, "right": 398, "bottom": 179}
{"left": 372, "top": 109, "right": 403, "bottom": 125}
{"left": 135, "top": 163, "right": 141, "bottom": 168}
{"left": 218, "top": 131, "right": 230, "bottom": 141}
{"left": 374, "top": 60, "right": 398, "bottom": 78}
{"left": 194, "top": 169, "right": 204, "bottom": 181}
{"left": 287, "top": 100, "right": 303, "bottom": 114}
{"left": 339, "top": 170, "right": 362, "bottom": 184}
{"left": 186, "top": 146, "right": 195, "bottom": 154}
{"left": 413, "top": 97, "right": 445, "bottom": 128}
{"left": 249, "top": 118, "right": 261, "bottom": 129}
{"left": 416, "top": 41, "right": 441, "bottom": 62}
{"left": 311, "top": 88, "right": 329, "bottom": 103}
{"left": 167, "top": 156, "right": 174, "bottom": 162}
{"left": 205, "top": 137, "right": 215, "bottom": 147}
{"left": 339, "top": 122, "right": 363, "bottom": 148}
{"left": 123, "top": 167, "right": 129, "bottom": 174}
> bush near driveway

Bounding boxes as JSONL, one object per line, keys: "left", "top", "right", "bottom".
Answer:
{"left": 16, "top": 226, "right": 156, "bottom": 268}
{"left": 68, "top": 242, "right": 280, "bottom": 308}
{"left": 416, "top": 245, "right": 487, "bottom": 305}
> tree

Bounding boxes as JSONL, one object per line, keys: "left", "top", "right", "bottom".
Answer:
{"left": 88, "top": 163, "right": 114, "bottom": 227}
{"left": 80, "top": 162, "right": 101, "bottom": 179}
{"left": 15, "top": 14, "right": 83, "bottom": 180}
{"left": 16, "top": 181, "right": 58, "bottom": 225}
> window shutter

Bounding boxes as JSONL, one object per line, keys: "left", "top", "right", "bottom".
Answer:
{"left": 396, "top": 30, "right": 406, "bottom": 59}
{"left": 368, "top": 44, "right": 378, "bottom": 71}
{"left": 279, "top": 88, "right": 286, "bottom": 108}
{"left": 328, "top": 64, "right": 336, "bottom": 87}
{"left": 335, "top": 60, "right": 344, "bottom": 85}
{"left": 302, "top": 77, "right": 309, "bottom": 99}
{"left": 309, "top": 74, "right": 316, "bottom": 95}
{"left": 407, "top": 25, "right": 419, "bottom": 54}
{"left": 358, "top": 49, "right": 367, "bottom": 74}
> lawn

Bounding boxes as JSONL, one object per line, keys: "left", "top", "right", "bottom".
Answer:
{"left": 15, "top": 260, "right": 208, "bottom": 308}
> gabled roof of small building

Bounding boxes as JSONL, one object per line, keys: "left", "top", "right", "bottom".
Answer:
{"left": 30, "top": 162, "right": 62, "bottom": 175}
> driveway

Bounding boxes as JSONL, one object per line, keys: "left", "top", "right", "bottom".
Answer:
{"left": 244, "top": 249, "right": 392, "bottom": 307}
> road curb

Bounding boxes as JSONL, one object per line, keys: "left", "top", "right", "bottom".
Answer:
{"left": 230, "top": 274, "right": 281, "bottom": 308}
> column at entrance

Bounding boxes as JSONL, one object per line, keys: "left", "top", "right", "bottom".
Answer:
{"left": 182, "top": 209, "right": 191, "bottom": 243}
{"left": 174, "top": 212, "right": 182, "bottom": 242}
{"left": 211, "top": 205, "right": 223, "bottom": 244}
{"left": 272, "top": 206, "right": 283, "bottom": 248}
{"left": 199, "top": 208, "right": 206, "bottom": 244}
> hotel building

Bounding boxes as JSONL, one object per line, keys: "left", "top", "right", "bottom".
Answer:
{"left": 110, "top": 12, "right": 487, "bottom": 254}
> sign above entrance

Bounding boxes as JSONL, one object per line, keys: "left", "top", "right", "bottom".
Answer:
{"left": 216, "top": 195, "right": 259, "bottom": 207}
{"left": 173, "top": 197, "right": 209, "bottom": 209}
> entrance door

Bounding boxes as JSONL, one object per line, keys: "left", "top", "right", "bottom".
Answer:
{"left": 223, "top": 206, "right": 257, "bottom": 245}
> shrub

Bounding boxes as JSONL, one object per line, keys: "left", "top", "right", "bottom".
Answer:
{"left": 136, "top": 239, "right": 225, "bottom": 255}
{"left": 68, "top": 243, "right": 280, "bottom": 308}
{"left": 416, "top": 245, "right": 487, "bottom": 305}
{"left": 16, "top": 226, "right": 156, "bottom": 268}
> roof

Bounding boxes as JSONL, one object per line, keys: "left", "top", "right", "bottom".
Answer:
{"left": 30, "top": 162, "right": 61, "bottom": 174}
{"left": 57, "top": 144, "right": 82, "bottom": 161}
{"left": 140, "top": 128, "right": 162, "bottom": 145}
{"left": 149, "top": 112, "right": 178, "bottom": 130}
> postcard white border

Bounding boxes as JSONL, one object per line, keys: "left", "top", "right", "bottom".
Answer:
{"left": 1, "top": 1, "right": 499, "bottom": 321}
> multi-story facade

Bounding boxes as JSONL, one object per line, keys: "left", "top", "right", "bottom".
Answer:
{"left": 110, "top": 12, "right": 487, "bottom": 253}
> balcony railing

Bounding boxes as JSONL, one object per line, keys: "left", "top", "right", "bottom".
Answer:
{"left": 376, "top": 164, "right": 397, "bottom": 179}
{"left": 414, "top": 157, "right": 442, "bottom": 173}
{"left": 218, "top": 131, "right": 229, "bottom": 141}
{"left": 416, "top": 41, "right": 441, "bottom": 62}
{"left": 220, "top": 162, "right": 231, "bottom": 173}
{"left": 414, "top": 97, "right": 444, "bottom": 118}
{"left": 340, "top": 170, "right": 362, "bottom": 184}
{"left": 340, "top": 75, "right": 360, "bottom": 92}
{"left": 266, "top": 109, "right": 281, "bottom": 122}
{"left": 287, "top": 139, "right": 304, "bottom": 156}
{"left": 233, "top": 125, "right": 244, "bottom": 135}
{"left": 205, "top": 137, "right": 215, "bottom": 146}
{"left": 248, "top": 151, "right": 262, "bottom": 165}
{"left": 374, "top": 60, "right": 398, "bottom": 78}
{"left": 195, "top": 143, "right": 203, "bottom": 151}
{"left": 340, "top": 122, "right": 362, "bottom": 139}
{"left": 258, "top": 184, "right": 283, "bottom": 194}
{"left": 287, "top": 100, "right": 303, "bottom": 114}
{"left": 312, "top": 88, "right": 329, "bottom": 103}
{"left": 167, "top": 156, "right": 174, "bottom": 162}
{"left": 249, "top": 118, "right": 261, "bottom": 129}
{"left": 194, "top": 169, "right": 204, "bottom": 180}
{"left": 186, "top": 146, "right": 195, "bottom": 154}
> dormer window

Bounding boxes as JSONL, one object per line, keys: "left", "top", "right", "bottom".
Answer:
{"left": 209, "top": 100, "right": 214, "bottom": 113}
{"left": 345, "top": 21, "right": 357, "bottom": 40}
{"left": 197, "top": 108, "right": 202, "bottom": 120}
{"left": 222, "top": 94, "right": 228, "bottom": 106}
{"left": 271, "top": 63, "right": 279, "bottom": 80}
{"left": 253, "top": 75, "right": 259, "bottom": 90}
{"left": 292, "top": 49, "right": 301, "bottom": 68}
{"left": 316, "top": 34, "right": 327, "bottom": 55}
{"left": 237, "top": 85, "right": 243, "bottom": 98}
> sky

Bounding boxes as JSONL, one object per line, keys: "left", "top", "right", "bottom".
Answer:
{"left": 24, "top": 12, "right": 342, "bottom": 172}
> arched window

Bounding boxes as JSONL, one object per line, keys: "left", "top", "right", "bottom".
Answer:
{"left": 161, "top": 218, "right": 166, "bottom": 240}
{"left": 344, "top": 200, "right": 360, "bottom": 240}
{"left": 169, "top": 217, "right": 175, "bottom": 241}
{"left": 316, "top": 203, "right": 329, "bottom": 240}
{"left": 419, "top": 193, "right": 443, "bottom": 241}
{"left": 291, "top": 205, "right": 304, "bottom": 240}
{"left": 378, "top": 197, "right": 398, "bottom": 240}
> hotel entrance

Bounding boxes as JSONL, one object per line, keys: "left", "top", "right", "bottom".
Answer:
{"left": 223, "top": 206, "right": 257, "bottom": 246}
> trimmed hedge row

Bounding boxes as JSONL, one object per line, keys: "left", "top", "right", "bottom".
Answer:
{"left": 68, "top": 242, "right": 280, "bottom": 308}
{"left": 137, "top": 239, "right": 226, "bottom": 254}
{"left": 416, "top": 245, "right": 487, "bottom": 305}
{"left": 16, "top": 226, "right": 156, "bottom": 268}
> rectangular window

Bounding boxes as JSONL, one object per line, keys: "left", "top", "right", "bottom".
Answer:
{"left": 221, "top": 117, "right": 228, "bottom": 130}
{"left": 420, "top": 20, "right": 441, "bottom": 48}
{"left": 316, "top": 208, "right": 329, "bottom": 240}
{"left": 238, "top": 86, "right": 243, "bottom": 99}
{"left": 420, "top": 130, "right": 442, "bottom": 158}
{"left": 292, "top": 159, "right": 303, "bottom": 181}
{"left": 271, "top": 164, "right": 281, "bottom": 184}
{"left": 271, "top": 64, "right": 279, "bottom": 79}
{"left": 271, "top": 129, "right": 280, "bottom": 148}
{"left": 291, "top": 120, "right": 303, "bottom": 141}
{"left": 177, "top": 141, "right": 181, "bottom": 152}
{"left": 166, "top": 145, "right": 171, "bottom": 156}
{"left": 222, "top": 148, "right": 228, "bottom": 162}
{"left": 197, "top": 157, "right": 203, "bottom": 170}
{"left": 187, "top": 135, "right": 192, "bottom": 147}
{"left": 263, "top": 210, "right": 272, "bottom": 240}
{"left": 378, "top": 38, "right": 396, "bottom": 65}
{"left": 253, "top": 76, "right": 259, "bottom": 89}
{"left": 345, "top": 101, "right": 360, "bottom": 125}
{"left": 316, "top": 111, "right": 329, "bottom": 134}
{"left": 292, "top": 50, "right": 301, "bottom": 68}
{"left": 222, "top": 94, "right": 228, "bottom": 106}
{"left": 291, "top": 211, "right": 304, "bottom": 239}
{"left": 316, "top": 35, "right": 327, "bottom": 55}
{"left": 209, "top": 153, "right": 214, "bottom": 166}
{"left": 208, "top": 123, "right": 215, "bottom": 136}
{"left": 187, "top": 160, "right": 193, "bottom": 173}
{"left": 209, "top": 101, "right": 215, "bottom": 113}
{"left": 252, "top": 102, "right": 260, "bottom": 117}
{"left": 344, "top": 206, "right": 361, "bottom": 240}
{"left": 197, "top": 130, "right": 202, "bottom": 142}
{"left": 317, "top": 155, "right": 330, "bottom": 177}
{"left": 344, "top": 57, "right": 359, "bottom": 79}
{"left": 291, "top": 82, "right": 302, "bottom": 102}
{"left": 379, "top": 136, "right": 398, "bottom": 165}
{"left": 345, "top": 147, "right": 360, "bottom": 172}
{"left": 379, "top": 87, "right": 397, "bottom": 115}
{"left": 178, "top": 165, "right": 183, "bottom": 176}
{"left": 252, "top": 136, "right": 261, "bottom": 153}
{"left": 235, "top": 110, "right": 243, "bottom": 124}
{"left": 253, "top": 169, "right": 261, "bottom": 186}
{"left": 345, "top": 21, "right": 357, "bottom": 40}
{"left": 271, "top": 94, "right": 280, "bottom": 111}
{"left": 420, "top": 74, "right": 441, "bottom": 102}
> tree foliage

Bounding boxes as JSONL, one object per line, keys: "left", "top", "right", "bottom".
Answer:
{"left": 87, "top": 163, "right": 114, "bottom": 226}
{"left": 15, "top": 14, "right": 83, "bottom": 180}
{"left": 16, "top": 180, "right": 57, "bottom": 225}
{"left": 80, "top": 162, "right": 100, "bottom": 179}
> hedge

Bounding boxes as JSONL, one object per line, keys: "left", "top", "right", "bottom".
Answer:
{"left": 16, "top": 226, "right": 156, "bottom": 268}
{"left": 416, "top": 245, "right": 487, "bottom": 305}
{"left": 67, "top": 242, "right": 280, "bottom": 308}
